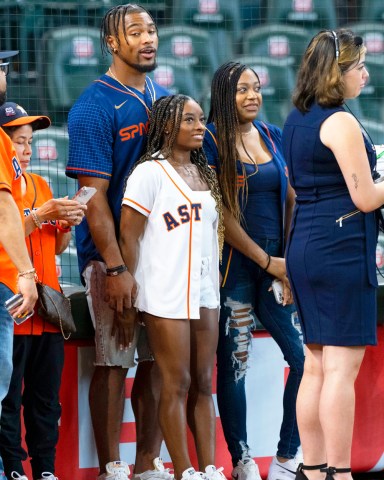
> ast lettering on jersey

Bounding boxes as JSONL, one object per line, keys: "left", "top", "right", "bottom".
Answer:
{"left": 163, "top": 203, "right": 202, "bottom": 231}
{"left": 12, "top": 156, "right": 22, "bottom": 180}
{"left": 119, "top": 122, "right": 149, "bottom": 142}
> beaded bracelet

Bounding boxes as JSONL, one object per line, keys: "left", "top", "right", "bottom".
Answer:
{"left": 106, "top": 264, "right": 128, "bottom": 277}
{"left": 263, "top": 254, "right": 271, "bottom": 272}
{"left": 56, "top": 221, "right": 71, "bottom": 233}
{"left": 31, "top": 210, "right": 42, "bottom": 230}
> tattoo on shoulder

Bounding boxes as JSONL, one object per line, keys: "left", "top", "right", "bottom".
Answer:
{"left": 352, "top": 173, "right": 359, "bottom": 190}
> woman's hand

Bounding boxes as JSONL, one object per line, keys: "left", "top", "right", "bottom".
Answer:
{"left": 267, "top": 256, "right": 294, "bottom": 305}
{"left": 36, "top": 197, "right": 87, "bottom": 224}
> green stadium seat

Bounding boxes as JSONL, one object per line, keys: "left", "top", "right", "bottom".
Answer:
{"left": 344, "top": 23, "right": 384, "bottom": 56}
{"left": 29, "top": 164, "right": 78, "bottom": 200}
{"left": 31, "top": 127, "right": 69, "bottom": 170}
{"left": 37, "top": 26, "right": 108, "bottom": 124}
{"left": 360, "top": 0, "right": 384, "bottom": 24}
{"left": 148, "top": 57, "right": 201, "bottom": 100}
{"left": 234, "top": 56, "right": 296, "bottom": 128}
{"left": 358, "top": 57, "right": 384, "bottom": 122}
{"left": 266, "top": 0, "right": 337, "bottom": 33}
{"left": 157, "top": 25, "right": 219, "bottom": 78}
{"left": 242, "top": 24, "right": 311, "bottom": 71}
{"left": 239, "top": 0, "right": 264, "bottom": 30}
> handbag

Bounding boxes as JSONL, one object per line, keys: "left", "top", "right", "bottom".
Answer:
{"left": 27, "top": 173, "right": 76, "bottom": 339}
{"left": 36, "top": 282, "right": 76, "bottom": 340}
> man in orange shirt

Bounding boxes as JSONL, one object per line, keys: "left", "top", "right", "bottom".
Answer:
{"left": 0, "top": 51, "right": 38, "bottom": 478}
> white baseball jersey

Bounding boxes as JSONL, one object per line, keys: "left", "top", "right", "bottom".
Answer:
{"left": 122, "top": 158, "right": 220, "bottom": 319}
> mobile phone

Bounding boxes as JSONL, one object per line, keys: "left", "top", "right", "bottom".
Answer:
{"left": 72, "top": 186, "right": 97, "bottom": 205}
{"left": 5, "top": 293, "right": 34, "bottom": 324}
{"left": 271, "top": 279, "right": 284, "bottom": 304}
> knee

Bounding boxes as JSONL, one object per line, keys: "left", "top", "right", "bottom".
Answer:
{"left": 191, "top": 370, "right": 213, "bottom": 397}
{"left": 163, "top": 370, "right": 191, "bottom": 398}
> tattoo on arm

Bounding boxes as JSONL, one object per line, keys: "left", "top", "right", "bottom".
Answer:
{"left": 352, "top": 173, "right": 359, "bottom": 190}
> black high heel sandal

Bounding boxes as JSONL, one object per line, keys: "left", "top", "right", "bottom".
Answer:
{"left": 320, "top": 467, "right": 351, "bottom": 480}
{"left": 296, "top": 463, "right": 328, "bottom": 480}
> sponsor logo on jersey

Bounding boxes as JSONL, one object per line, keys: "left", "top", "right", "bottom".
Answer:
{"left": 115, "top": 100, "right": 128, "bottom": 110}
{"left": 119, "top": 122, "right": 149, "bottom": 142}
{"left": 163, "top": 203, "right": 202, "bottom": 231}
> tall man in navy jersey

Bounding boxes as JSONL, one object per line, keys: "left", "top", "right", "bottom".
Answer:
{"left": 66, "top": 5, "right": 169, "bottom": 480}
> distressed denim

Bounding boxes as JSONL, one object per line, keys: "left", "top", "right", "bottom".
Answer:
{"left": 216, "top": 239, "right": 304, "bottom": 465}
{"left": 0, "top": 283, "right": 15, "bottom": 475}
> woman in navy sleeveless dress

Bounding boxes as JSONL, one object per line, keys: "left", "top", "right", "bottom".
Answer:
{"left": 282, "top": 30, "right": 384, "bottom": 480}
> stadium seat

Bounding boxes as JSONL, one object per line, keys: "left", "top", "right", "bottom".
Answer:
{"left": 29, "top": 164, "right": 78, "bottom": 200}
{"left": 37, "top": 26, "right": 108, "bottom": 124}
{"left": 266, "top": 0, "right": 337, "bottom": 33}
{"left": 148, "top": 56, "right": 201, "bottom": 100}
{"left": 172, "top": 0, "right": 241, "bottom": 58}
{"left": 239, "top": 0, "right": 264, "bottom": 30}
{"left": 234, "top": 56, "right": 296, "bottom": 128}
{"left": 158, "top": 25, "right": 219, "bottom": 76}
{"left": 360, "top": 0, "right": 384, "bottom": 24}
{"left": 242, "top": 24, "right": 311, "bottom": 71}
{"left": 31, "top": 127, "right": 69, "bottom": 171}
{"left": 344, "top": 23, "right": 384, "bottom": 57}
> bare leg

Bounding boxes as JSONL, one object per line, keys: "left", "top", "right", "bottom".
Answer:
{"left": 187, "top": 308, "right": 219, "bottom": 470}
{"left": 89, "top": 365, "right": 128, "bottom": 475}
{"left": 132, "top": 360, "right": 163, "bottom": 473}
{"left": 319, "top": 346, "right": 365, "bottom": 480}
{"left": 296, "top": 345, "right": 326, "bottom": 480}
{"left": 143, "top": 313, "right": 193, "bottom": 480}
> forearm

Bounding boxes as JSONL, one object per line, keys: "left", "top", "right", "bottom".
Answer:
{"left": 55, "top": 229, "right": 72, "bottom": 255}
{"left": 223, "top": 206, "right": 269, "bottom": 268}
{"left": 119, "top": 235, "right": 138, "bottom": 275}
{"left": 0, "top": 192, "right": 34, "bottom": 272}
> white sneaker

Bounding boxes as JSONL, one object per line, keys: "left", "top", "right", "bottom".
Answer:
{"left": 267, "top": 456, "right": 301, "bottom": 480}
{"left": 205, "top": 465, "right": 226, "bottom": 480}
{"left": 39, "top": 474, "right": 58, "bottom": 480}
{"left": 231, "top": 459, "right": 262, "bottom": 480}
{"left": 132, "top": 458, "right": 174, "bottom": 480}
{"left": 11, "top": 473, "right": 29, "bottom": 480}
{"left": 181, "top": 467, "right": 207, "bottom": 480}
{"left": 97, "top": 461, "right": 131, "bottom": 480}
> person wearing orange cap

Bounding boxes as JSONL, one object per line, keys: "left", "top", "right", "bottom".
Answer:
{"left": 0, "top": 50, "right": 39, "bottom": 480}
{"left": 0, "top": 102, "right": 86, "bottom": 480}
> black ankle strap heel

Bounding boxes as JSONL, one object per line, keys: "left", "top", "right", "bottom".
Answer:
{"left": 320, "top": 467, "right": 351, "bottom": 480}
{"left": 296, "top": 463, "right": 328, "bottom": 480}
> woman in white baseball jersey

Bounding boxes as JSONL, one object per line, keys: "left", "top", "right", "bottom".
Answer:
{"left": 119, "top": 94, "right": 225, "bottom": 480}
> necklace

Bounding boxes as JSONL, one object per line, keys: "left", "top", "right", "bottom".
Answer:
{"left": 169, "top": 159, "right": 196, "bottom": 176}
{"left": 240, "top": 125, "right": 254, "bottom": 136}
{"left": 108, "top": 67, "right": 156, "bottom": 116}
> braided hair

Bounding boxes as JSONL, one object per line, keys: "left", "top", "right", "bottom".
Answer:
{"left": 100, "top": 3, "right": 156, "bottom": 57}
{"left": 138, "top": 94, "right": 224, "bottom": 259}
{"left": 208, "top": 61, "right": 260, "bottom": 222}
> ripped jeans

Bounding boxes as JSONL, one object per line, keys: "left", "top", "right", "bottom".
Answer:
{"left": 216, "top": 239, "right": 304, "bottom": 466}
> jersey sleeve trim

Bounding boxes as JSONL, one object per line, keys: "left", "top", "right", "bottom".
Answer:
{"left": 66, "top": 166, "right": 112, "bottom": 178}
{"left": 122, "top": 197, "right": 151, "bottom": 217}
{"left": 0, "top": 181, "right": 12, "bottom": 192}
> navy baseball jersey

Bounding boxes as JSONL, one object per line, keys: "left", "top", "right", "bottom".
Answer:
{"left": 66, "top": 74, "right": 169, "bottom": 274}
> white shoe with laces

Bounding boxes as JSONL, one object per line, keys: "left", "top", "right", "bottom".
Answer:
{"left": 39, "top": 473, "right": 59, "bottom": 480}
{"left": 181, "top": 467, "right": 207, "bottom": 480}
{"left": 132, "top": 457, "right": 174, "bottom": 480}
{"left": 267, "top": 456, "right": 302, "bottom": 480}
{"left": 231, "top": 458, "right": 262, "bottom": 480}
{"left": 205, "top": 465, "right": 226, "bottom": 480}
{"left": 11, "top": 473, "right": 29, "bottom": 480}
{"left": 97, "top": 461, "right": 130, "bottom": 480}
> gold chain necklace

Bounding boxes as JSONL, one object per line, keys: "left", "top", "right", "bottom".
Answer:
{"left": 108, "top": 68, "right": 156, "bottom": 116}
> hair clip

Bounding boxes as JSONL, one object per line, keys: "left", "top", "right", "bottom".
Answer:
{"left": 354, "top": 36, "right": 363, "bottom": 47}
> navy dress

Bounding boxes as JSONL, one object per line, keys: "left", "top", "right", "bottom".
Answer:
{"left": 282, "top": 103, "right": 378, "bottom": 346}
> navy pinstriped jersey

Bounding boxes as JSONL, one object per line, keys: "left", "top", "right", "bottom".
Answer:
{"left": 66, "top": 74, "right": 169, "bottom": 274}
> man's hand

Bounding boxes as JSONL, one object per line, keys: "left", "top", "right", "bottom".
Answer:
{"left": 111, "top": 307, "right": 137, "bottom": 350}
{"left": 104, "top": 270, "right": 137, "bottom": 313}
